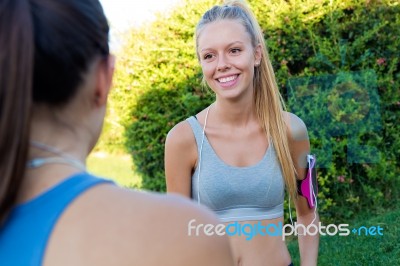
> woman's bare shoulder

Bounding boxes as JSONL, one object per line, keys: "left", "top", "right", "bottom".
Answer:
{"left": 56, "top": 184, "right": 233, "bottom": 266}
{"left": 166, "top": 107, "right": 209, "bottom": 146}
{"left": 166, "top": 119, "right": 195, "bottom": 147}
{"left": 283, "top": 111, "right": 309, "bottom": 141}
{"left": 165, "top": 119, "right": 198, "bottom": 171}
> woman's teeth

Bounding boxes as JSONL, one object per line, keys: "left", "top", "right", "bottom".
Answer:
{"left": 218, "top": 75, "right": 237, "bottom": 83}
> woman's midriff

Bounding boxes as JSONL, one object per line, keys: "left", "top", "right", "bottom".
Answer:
{"left": 224, "top": 217, "right": 292, "bottom": 266}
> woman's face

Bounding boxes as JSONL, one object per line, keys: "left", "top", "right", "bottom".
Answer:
{"left": 197, "top": 19, "right": 261, "bottom": 101}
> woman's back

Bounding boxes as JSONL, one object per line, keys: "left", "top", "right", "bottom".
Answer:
{"left": 0, "top": 173, "right": 112, "bottom": 265}
{"left": 1, "top": 172, "right": 233, "bottom": 266}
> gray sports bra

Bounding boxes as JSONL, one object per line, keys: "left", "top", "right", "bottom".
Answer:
{"left": 187, "top": 116, "right": 285, "bottom": 223}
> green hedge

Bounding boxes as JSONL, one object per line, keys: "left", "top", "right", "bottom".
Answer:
{"left": 265, "top": 0, "right": 400, "bottom": 220}
{"left": 116, "top": 0, "right": 399, "bottom": 221}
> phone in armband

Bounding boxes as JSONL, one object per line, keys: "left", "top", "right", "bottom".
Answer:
{"left": 297, "top": 154, "right": 318, "bottom": 209}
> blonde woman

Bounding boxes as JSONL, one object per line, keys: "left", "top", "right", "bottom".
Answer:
{"left": 166, "top": 1, "right": 319, "bottom": 265}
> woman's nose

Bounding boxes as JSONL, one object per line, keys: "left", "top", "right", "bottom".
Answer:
{"left": 217, "top": 55, "right": 231, "bottom": 71}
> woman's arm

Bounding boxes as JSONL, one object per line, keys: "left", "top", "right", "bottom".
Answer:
{"left": 165, "top": 121, "right": 197, "bottom": 197}
{"left": 285, "top": 112, "right": 320, "bottom": 266}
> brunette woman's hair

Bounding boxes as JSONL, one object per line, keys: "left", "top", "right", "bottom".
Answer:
{"left": 0, "top": 0, "right": 109, "bottom": 225}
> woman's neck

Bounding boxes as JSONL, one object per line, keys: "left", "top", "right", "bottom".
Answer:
{"left": 29, "top": 109, "right": 92, "bottom": 163}
{"left": 213, "top": 97, "right": 257, "bottom": 129}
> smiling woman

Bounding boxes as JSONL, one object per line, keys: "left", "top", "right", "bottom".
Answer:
{"left": 197, "top": 20, "right": 261, "bottom": 101}
{"left": 165, "top": 0, "right": 319, "bottom": 265}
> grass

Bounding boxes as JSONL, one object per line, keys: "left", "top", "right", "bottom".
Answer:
{"left": 287, "top": 206, "right": 400, "bottom": 265}
{"left": 86, "top": 151, "right": 141, "bottom": 188}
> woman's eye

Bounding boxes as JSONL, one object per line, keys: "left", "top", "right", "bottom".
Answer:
{"left": 203, "top": 54, "right": 213, "bottom": 60}
{"left": 231, "top": 48, "right": 241, "bottom": 54}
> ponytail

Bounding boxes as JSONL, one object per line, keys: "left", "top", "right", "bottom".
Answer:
{"left": 0, "top": 0, "right": 34, "bottom": 224}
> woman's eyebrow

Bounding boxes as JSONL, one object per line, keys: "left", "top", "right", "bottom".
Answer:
{"left": 199, "top": 41, "right": 245, "bottom": 53}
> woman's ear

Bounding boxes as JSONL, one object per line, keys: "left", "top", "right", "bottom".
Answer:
{"left": 94, "top": 55, "right": 115, "bottom": 107}
{"left": 254, "top": 44, "right": 262, "bottom": 66}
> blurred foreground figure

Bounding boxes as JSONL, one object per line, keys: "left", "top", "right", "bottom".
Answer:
{"left": 0, "top": 0, "right": 233, "bottom": 265}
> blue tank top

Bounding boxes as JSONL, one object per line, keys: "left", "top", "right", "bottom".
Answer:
{"left": 0, "top": 173, "right": 113, "bottom": 266}
{"left": 187, "top": 116, "right": 285, "bottom": 222}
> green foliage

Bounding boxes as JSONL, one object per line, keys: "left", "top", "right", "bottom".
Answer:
{"left": 114, "top": 0, "right": 399, "bottom": 220}
{"left": 274, "top": 0, "right": 400, "bottom": 221}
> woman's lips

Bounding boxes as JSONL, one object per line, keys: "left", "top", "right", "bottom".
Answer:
{"left": 216, "top": 74, "right": 239, "bottom": 88}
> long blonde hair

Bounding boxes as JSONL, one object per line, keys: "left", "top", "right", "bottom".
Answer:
{"left": 195, "top": 0, "right": 298, "bottom": 200}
